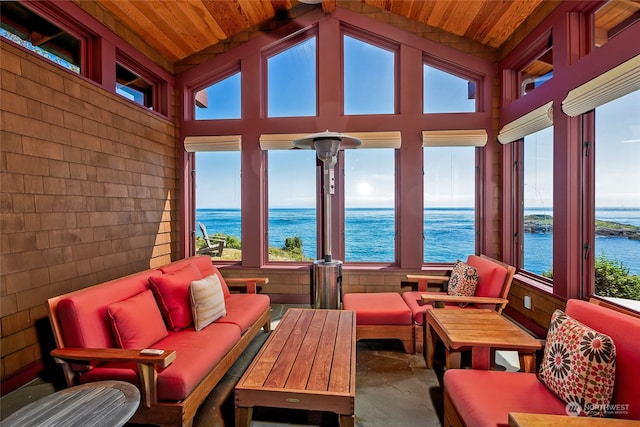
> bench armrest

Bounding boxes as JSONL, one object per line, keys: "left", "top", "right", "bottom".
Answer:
{"left": 421, "top": 294, "right": 509, "bottom": 310}
{"left": 225, "top": 277, "right": 269, "bottom": 294}
{"left": 51, "top": 348, "right": 176, "bottom": 408}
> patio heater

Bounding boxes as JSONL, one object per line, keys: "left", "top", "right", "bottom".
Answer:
{"left": 294, "top": 131, "right": 361, "bottom": 309}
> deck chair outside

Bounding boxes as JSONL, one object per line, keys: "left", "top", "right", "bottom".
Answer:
{"left": 197, "top": 222, "right": 226, "bottom": 257}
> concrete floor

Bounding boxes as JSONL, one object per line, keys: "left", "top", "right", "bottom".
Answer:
{"left": 1, "top": 305, "right": 445, "bottom": 426}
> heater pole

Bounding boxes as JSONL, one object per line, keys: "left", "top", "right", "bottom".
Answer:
{"left": 323, "top": 163, "right": 334, "bottom": 262}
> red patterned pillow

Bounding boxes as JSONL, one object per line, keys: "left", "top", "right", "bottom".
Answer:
{"left": 538, "top": 309, "right": 616, "bottom": 417}
{"left": 447, "top": 260, "right": 478, "bottom": 297}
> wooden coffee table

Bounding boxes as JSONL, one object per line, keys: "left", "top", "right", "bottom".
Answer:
{"left": 425, "top": 308, "right": 542, "bottom": 372}
{"left": 235, "top": 308, "right": 356, "bottom": 427}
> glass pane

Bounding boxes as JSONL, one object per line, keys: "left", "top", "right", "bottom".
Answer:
{"left": 0, "top": 2, "right": 81, "bottom": 74}
{"left": 267, "top": 37, "right": 316, "bottom": 117}
{"left": 344, "top": 149, "right": 395, "bottom": 262}
{"left": 523, "top": 127, "right": 553, "bottom": 275}
{"left": 424, "top": 147, "right": 475, "bottom": 262}
{"left": 594, "top": 90, "right": 640, "bottom": 305}
{"left": 116, "top": 63, "right": 153, "bottom": 109}
{"left": 344, "top": 35, "right": 395, "bottom": 115}
{"left": 519, "top": 35, "right": 553, "bottom": 97}
{"left": 268, "top": 150, "right": 316, "bottom": 261}
{"left": 195, "top": 152, "right": 241, "bottom": 261}
{"left": 423, "top": 65, "right": 476, "bottom": 113}
{"left": 594, "top": 1, "right": 640, "bottom": 48}
{"left": 195, "top": 72, "right": 241, "bottom": 120}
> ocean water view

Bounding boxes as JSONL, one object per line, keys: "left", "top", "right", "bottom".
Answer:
{"left": 196, "top": 208, "right": 640, "bottom": 275}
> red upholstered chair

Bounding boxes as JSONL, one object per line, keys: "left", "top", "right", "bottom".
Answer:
{"left": 443, "top": 299, "right": 640, "bottom": 426}
{"left": 403, "top": 254, "right": 516, "bottom": 354}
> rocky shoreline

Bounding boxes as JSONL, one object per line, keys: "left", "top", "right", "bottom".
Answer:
{"left": 524, "top": 214, "right": 640, "bottom": 241}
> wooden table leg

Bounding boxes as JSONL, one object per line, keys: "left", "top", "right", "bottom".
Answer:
{"left": 235, "top": 406, "right": 252, "bottom": 427}
{"left": 471, "top": 346, "right": 491, "bottom": 370}
{"left": 445, "top": 349, "right": 461, "bottom": 369}
{"left": 339, "top": 414, "right": 355, "bottom": 427}
{"left": 425, "top": 319, "right": 436, "bottom": 368}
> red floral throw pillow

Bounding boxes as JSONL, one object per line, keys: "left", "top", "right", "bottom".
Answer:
{"left": 447, "top": 260, "right": 478, "bottom": 298}
{"left": 538, "top": 309, "right": 616, "bottom": 417}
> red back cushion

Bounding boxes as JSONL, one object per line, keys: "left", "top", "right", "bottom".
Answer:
{"left": 160, "top": 256, "right": 230, "bottom": 298}
{"left": 149, "top": 262, "right": 202, "bottom": 331}
{"left": 57, "top": 269, "right": 161, "bottom": 349}
{"left": 566, "top": 299, "right": 640, "bottom": 419}
{"left": 467, "top": 255, "right": 508, "bottom": 298}
{"left": 108, "top": 290, "right": 168, "bottom": 349}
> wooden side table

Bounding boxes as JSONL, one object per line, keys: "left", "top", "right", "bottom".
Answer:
{"left": 425, "top": 309, "right": 542, "bottom": 372}
{"left": 2, "top": 380, "right": 140, "bottom": 427}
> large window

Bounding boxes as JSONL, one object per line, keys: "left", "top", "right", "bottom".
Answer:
{"left": 593, "top": 90, "right": 640, "bottom": 305}
{"left": 267, "top": 36, "right": 316, "bottom": 118}
{"left": 344, "top": 148, "right": 395, "bottom": 262}
{"left": 343, "top": 33, "right": 395, "bottom": 115}
{"left": 267, "top": 150, "right": 317, "bottom": 262}
{"left": 194, "top": 148, "right": 241, "bottom": 261}
{"left": 423, "top": 147, "right": 476, "bottom": 262}
{"left": 522, "top": 126, "right": 554, "bottom": 275}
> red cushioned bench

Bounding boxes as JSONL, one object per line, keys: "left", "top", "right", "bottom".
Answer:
{"left": 342, "top": 292, "right": 415, "bottom": 353}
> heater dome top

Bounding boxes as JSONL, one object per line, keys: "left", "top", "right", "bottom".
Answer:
{"left": 293, "top": 130, "right": 362, "bottom": 150}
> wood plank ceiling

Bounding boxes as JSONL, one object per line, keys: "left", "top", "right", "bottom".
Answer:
{"left": 87, "top": 0, "right": 546, "bottom": 62}
{"left": 85, "top": 0, "right": 639, "bottom": 63}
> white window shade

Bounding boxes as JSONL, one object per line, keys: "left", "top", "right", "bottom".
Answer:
{"left": 498, "top": 101, "right": 553, "bottom": 144}
{"left": 562, "top": 54, "right": 640, "bottom": 117}
{"left": 260, "top": 133, "right": 311, "bottom": 150}
{"left": 422, "top": 129, "right": 487, "bottom": 147}
{"left": 260, "top": 131, "right": 401, "bottom": 150}
{"left": 184, "top": 135, "right": 241, "bottom": 152}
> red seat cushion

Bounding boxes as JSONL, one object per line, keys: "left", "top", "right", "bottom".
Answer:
{"left": 444, "top": 370, "right": 567, "bottom": 427}
{"left": 343, "top": 292, "right": 412, "bottom": 325}
{"left": 217, "top": 293, "right": 270, "bottom": 333}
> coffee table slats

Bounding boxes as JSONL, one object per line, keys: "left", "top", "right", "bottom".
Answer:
{"left": 307, "top": 310, "right": 341, "bottom": 391}
{"left": 284, "top": 310, "right": 327, "bottom": 389}
{"left": 328, "top": 312, "right": 355, "bottom": 393}
{"left": 264, "top": 310, "right": 315, "bottom": 388}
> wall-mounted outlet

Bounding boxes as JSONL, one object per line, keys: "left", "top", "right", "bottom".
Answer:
{"left": 523, "top": 295, "right": 532, "bottom": 310}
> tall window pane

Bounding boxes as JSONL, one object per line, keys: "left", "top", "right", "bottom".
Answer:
{"left": 424, "top": 147, "right": 475, "bottom": 261}
{"left": 267, "top": 37, "right": 316, "bottom": 117}
{"left": 344, "top": 35, "right": 395, "bottom": 115}
{"left": 195, "top": 151, "right": 241, "bottom": 261}
{"left": 268, "top": 151, "right": 316, "bottom": 261}
{"left": 594, "top": 90, "right": 640, "bottom": 305}
{"left": 345, "top": 149, "right": 395, "bottom": 262}
{"left": 423, "top": 65, "right": 476, "bottom": 113}
{"left": 523, "top": 127, "right": 553, "bottom": 275}
{"left": 195, "top": 72, "right": 241, "bottom": 120}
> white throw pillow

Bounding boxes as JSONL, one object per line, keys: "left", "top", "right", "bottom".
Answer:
{"left": 190, "top": 274, "right": 226, "bottom": 331}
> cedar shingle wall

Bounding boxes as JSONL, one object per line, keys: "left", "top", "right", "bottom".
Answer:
{"left": 0, "top": 41, "right": 177, "bottom": 380}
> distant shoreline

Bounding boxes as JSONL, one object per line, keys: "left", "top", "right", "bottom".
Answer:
{"left": 524, "top": 214, "right": 640, "bottom": 240}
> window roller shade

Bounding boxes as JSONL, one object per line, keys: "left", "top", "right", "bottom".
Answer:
{"left": 184, "top": 135, "right": 241, "bottom": 152}
{"left": 562, "top": 54, "right": 640, "bottom": 117}
{"left": 498, "top": 101, "right": 553, "bottom": 144}
{"left": 422, "top": 129, "right": 487, "bottom": 147}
